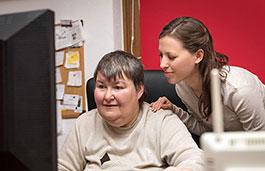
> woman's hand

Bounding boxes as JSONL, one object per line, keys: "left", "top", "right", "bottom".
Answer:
{"left": 163, "top": 166, "right": 192, "bottom": 171}
{"left": 150, "top": 96, "right": 173, "bottom": 112}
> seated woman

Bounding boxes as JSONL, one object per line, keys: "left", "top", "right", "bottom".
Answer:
{"left": 58, "top": 50, "right": 204, "bottom": 171}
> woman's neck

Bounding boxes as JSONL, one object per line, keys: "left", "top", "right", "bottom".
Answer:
{"left": 184, "top": 67, "right": 203, "bottom": 97}
{"left": 121, "top": 106, "right": 140, "bottom": 128}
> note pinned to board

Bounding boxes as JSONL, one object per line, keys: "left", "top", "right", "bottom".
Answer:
{"left": 56, "top": 101, "right": 62, "bottom": 135}
{"left": 63, "top": 94, "right": 79, "bottom": 106}
{"left": 67, "top": 71, "right": 82, "bottom": 86}
{"left": 56, "top": 68, "right": 62, "bottom": 83}
{"left": 56, "top": 51, "right": 64, "bottom": 66}
{"left": 74, "top": 96, "right": 83, "bottom": 113}
{"left": 56, "top": 84, "right": 65, "bottom": 100}
{"left": 67, "top": 52, "right": 80, "bottom": 64}
{"left": 64, "top": 51, "right": 80, "bottom": 69}
{"left": 61, "top": 94, "right": 82, "bottom": 113}
{"left": 55, "top": 20, "right": 84, "bottom": 50}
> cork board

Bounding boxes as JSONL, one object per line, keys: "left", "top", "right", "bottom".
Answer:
{"left": 56, "top": 45, "right": 86, "bottom": 118}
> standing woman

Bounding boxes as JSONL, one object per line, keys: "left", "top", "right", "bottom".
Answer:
{"left": 151, "top": 16, "right": 265, "bottom": 136}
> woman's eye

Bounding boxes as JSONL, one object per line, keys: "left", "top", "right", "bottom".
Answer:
{"left": 168, "top": 56, "right": 175, "bottom": 60}
{"left": 115, "top": 86, "right": 122, "bottom": 90}
{"left": 96, "top": 84, "right": 105, "bottom": 89}
{"left": 115, "top": 85, "right": 125, "bottom": 90}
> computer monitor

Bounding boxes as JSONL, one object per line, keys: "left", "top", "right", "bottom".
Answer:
{"left": 0, "top": 9, "right": 57, "bottom": 171}
{"left": 200, "top": 69, "right": 265, "bottom": 171}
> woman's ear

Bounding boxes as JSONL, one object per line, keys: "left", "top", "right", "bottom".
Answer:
{"left": 137, "top": 84, "right": 144, "bottom": 100}
{"left": 195, "top": 49, "right": 204, "bottom": 64}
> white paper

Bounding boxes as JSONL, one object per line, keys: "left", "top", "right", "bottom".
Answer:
{"left": 63, "top": 94, "right": 79, "bottom": 106}
{"left": 71, "top": 41, "right": 83, "bottom": 48}
{"left": 67, "top": 71, "right": 82, "bottom": 86}
{"left": 74, "top": 96, "right": 83, "bottom": 113}
{"left": 55, "top": 20, "right": 84, "bottom": 50}
{"left": 56, "top": 101, "right": 62, "bottom": 134}
{"left": 61, "top": 104, "right": 76, "bottom": 110}
{"left": 56, "top": 68, "right": 62, "bottom": 83}
{"left": 61, "top": 94, "right": 83, "bottom": 112}
{"left": 56, "top": 84, "right": 65, "bottom": 100}
{"left": 56, "top": 51, "right": 64, "bottom": 66}
{"left": 64, "top": 51, "right": 80, "bottom": 69}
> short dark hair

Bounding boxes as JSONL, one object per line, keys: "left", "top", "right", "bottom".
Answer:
{"left": 94, "top": 50, "right": 146, "bottom": 106}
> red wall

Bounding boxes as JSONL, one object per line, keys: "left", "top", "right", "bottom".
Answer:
{"left": 140, "top": 0, "right": 265, "bottom": 83}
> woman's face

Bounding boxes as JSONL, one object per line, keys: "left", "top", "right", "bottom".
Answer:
{"left": 158, "top": 36, "right": 202, "bottom": 84}
{"left": 94, "top": 71, "right": 143, "bottom": 127}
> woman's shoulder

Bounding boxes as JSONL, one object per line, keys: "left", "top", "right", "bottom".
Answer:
{"left": 227, "top": 66, "right": 257, "bottom": 75}
{"left": 222, "top": 66, "right": 265, "bottom": 100}
{"left": 76, "top": 109, "right": 100, "bottom": 125}
{"left": 224, "top": 66, "right": 263, "bottom": 89}
{"left": 143, "top": 102, "right": 182, "bottom": 124}
{"left": 143, "top": 102, "right": 174, "bottom": 117}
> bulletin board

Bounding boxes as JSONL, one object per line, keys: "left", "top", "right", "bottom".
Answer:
{"left": 55, "top": 21, "right": 86, "bottom": 118}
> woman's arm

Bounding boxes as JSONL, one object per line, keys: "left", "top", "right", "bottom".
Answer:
{"left": 150, "top": 96, "right": 211, "bottom": 135}
{"left": 172, "top": 104, "right": 211, "bottom": 135}
{"left": 229, "top": 87, "right": 265, "bottom": 131}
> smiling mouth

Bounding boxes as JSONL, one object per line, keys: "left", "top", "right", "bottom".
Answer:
{"left": 164, "top": 71, "right": 173, "bottom": 77}
{"left": 103, "top": 104, "right": 118, "bottom": 107}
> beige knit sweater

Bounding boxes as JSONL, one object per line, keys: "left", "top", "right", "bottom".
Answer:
{"left": 58, "top": 102, "right": 204, "bottom": 171}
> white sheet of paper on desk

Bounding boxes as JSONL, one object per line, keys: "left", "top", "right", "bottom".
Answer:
{"left": 64, "top": 51, "right": 80, "bottom": 69}
{"left": 67, "top": 71, "right": 82, "bottom": 86}
{"left": 56, "top": 51, "right": 64, "bottom": 66}
{"left": 56, "top": 68, "right": 62, "bottom": 83}
{"left": 63, "top": 94, "right": 79, "bottom": 106}
{"left": 56, "top": 84, "right": 65, "bottom": 100}
{"left": 55, "top": 20, "right": 84, "bottom": 50}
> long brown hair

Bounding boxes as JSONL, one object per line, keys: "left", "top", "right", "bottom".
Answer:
{"left": 159, "top": 16, "right": 229, "bottom": 119}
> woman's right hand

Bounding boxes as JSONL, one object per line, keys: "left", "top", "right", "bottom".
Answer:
{"left": 150, "top": 96, "right": 173, "bottom": 112}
